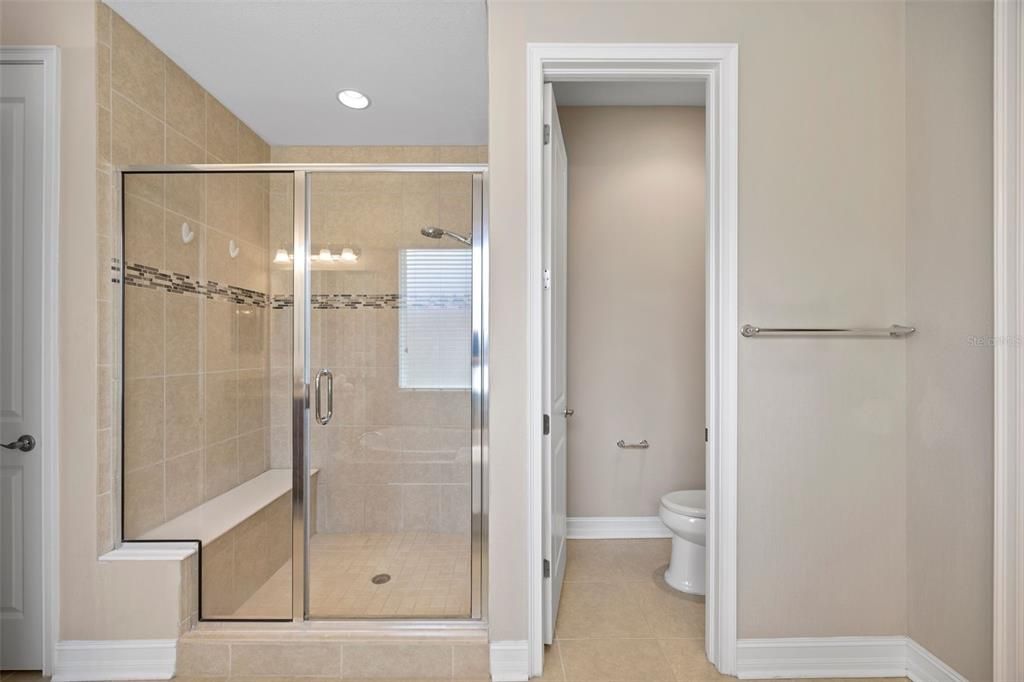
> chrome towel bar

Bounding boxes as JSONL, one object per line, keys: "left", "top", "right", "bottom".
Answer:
{"left": 740, "top": 324, "right": 915, "bottom": 338}
{"left": 617, "top": 439, "right": 649, "bottom": 449}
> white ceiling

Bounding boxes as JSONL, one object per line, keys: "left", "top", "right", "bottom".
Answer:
{"left": 105, "top": 0, "right": 488, "bottom": 146}
{"left": 552, "top": 81, "right": 706, "bottom": 107}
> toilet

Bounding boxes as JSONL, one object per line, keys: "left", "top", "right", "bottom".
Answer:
{"left": 659, "top": 490, "right": 706, "bottom": 595}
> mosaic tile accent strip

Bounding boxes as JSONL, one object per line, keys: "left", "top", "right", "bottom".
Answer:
{"left": 117, "top": 260, "right": 471, "bottom": 311}
{"left": 122, "top": 262, "right": 269, "bottom": 307}
{"left": 271, "top": 293, "right": 472, "bottom": 310}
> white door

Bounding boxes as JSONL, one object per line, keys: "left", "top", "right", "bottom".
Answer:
{"left": 541, "top": 82, "right": 568, "bottom": 645}
{"left": 0, "top": 60, "right": 46, "bottom": 670}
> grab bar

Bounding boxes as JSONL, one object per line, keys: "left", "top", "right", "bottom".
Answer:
{"left": 617, "top": 439, "right": 649, "bottom": 449}
{"left": 740, "top": 324, "right": 915, "bottom": 338}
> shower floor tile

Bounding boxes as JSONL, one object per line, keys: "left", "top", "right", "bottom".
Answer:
{"left": 232, "top": 532, "right": 471, "bottom": 619}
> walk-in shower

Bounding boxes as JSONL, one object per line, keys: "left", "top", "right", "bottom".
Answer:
{"left": 114, "top": 164, "right": 487, "bottom": 623}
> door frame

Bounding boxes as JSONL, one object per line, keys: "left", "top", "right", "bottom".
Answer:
{"left": 993, "top": 2, "right": 1024, "bottom": 680}
{"left": 525, "top": 43, "right": 739, "bottom": 677}
{"left": 0, "top": 45, "right": 61, "bottom": 676}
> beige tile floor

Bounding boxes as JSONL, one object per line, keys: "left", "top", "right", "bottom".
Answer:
{"left": 537, "top": 539, "right": 909, "bottom": 682}
{"left": 234, "top": 532, "right": 471, "bottom": 619}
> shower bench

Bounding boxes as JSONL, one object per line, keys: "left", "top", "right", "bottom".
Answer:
{"left": 140, "top": 468, "right": 319, "bottom": 619}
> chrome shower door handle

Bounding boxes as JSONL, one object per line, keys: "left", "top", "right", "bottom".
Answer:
{"left": 314, "top": 369, "right": 334, "bottom": 426}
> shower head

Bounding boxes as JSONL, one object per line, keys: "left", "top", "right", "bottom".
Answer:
{"left": 419, "top": 226, "right": 472, "bottom": 246}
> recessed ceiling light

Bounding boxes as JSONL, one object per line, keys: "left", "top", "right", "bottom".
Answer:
{"left": 337, "top": 89, "right": 370, "bottom": 110}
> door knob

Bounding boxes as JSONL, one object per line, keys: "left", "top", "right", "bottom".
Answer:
{"left": 563, "top": 408, "right": 574, "bottom": 418}
{"left": 2, "top": 435, "right": 35, "bottom": 452}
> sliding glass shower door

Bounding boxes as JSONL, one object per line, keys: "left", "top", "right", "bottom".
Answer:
{"left": 119, "top": 165, "right": 485, "bottom": 623}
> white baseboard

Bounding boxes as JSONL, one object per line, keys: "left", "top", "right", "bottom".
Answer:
{"left": 736, "top": 636, "right": 965, "bottom": 681}
{"left": 906, "top": 638, "right": 968, "bottom": 682}
{"left": 566, "top": 516, "right": 671, "bottom": 539}
{"left": 52, "top": 639, "right": 176, "bottom": 681}
{"left": 490, "top": 640, "right": 529, "bottom": 682}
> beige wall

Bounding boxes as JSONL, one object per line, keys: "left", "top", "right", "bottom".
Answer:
{"left": 559, "top": 106, "right": 706, "bottom": 517}
{"left": 905, "top": 2, "right": 993, "bottom": 680}
{"left": 488, "top": 0, "right": 910, "bottom": 641}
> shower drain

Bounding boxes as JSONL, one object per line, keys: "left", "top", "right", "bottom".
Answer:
{"left": 371, "top": 573, "right": 391, "bottom": 585}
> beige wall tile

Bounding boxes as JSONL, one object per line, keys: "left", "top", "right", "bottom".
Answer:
{"left": 237, "top": 305, "right": 266, "bottom": 369}
{"left": 200, "top": 535, "right": 236, "bottom": 617}
{"left": 96, "top": 1, "right": 112, "bottom": 46}
{"left": 97, "top": 170, "right": 111, "bottom": 240}
{"left": 96, "top": 43, "right": 111, "bottom": 111}
{"left": 342, "top": 643, "right": 452, "bottom": 679}
{"left": 204, "top": 437, "right": 238, "bottom": 499}
{"left": 97, "top": 298, "right": 112, "bottom": 366}
{"left": 97, "top": 364, "right": 112, "bottom": 430}
{"left": 164, "top": 211, "right": 201, "bottom": 279}
{"left": 237, "top": 369, "right": 265, "bottom": 434}
{"left": 111, "top": 13, "right": 165, "bottom": 118}
{"left": 204, "top": 300, "right": 237, "bottom": 372}
{"left": 113, "top": 90, "right": 164, "bottom": 168}
{"left": 97, "top": 428, "right": 112, "bottom": 495}
{"left": 124, "top": 376, "right": 164, "bottom": 471}
{"left": 165, "top": 130, "right": 205, "bottom": 222}
{"left": 165, "top": 60, "right": 205, "bottom": 147}
{"left": 165, "top": 294, "right": 200, "bottom": 374}
{"left": 205, "top": 95, "right": 238, "bottom": 162}
{"left": 124, "top": 462, "right": 165, "bottom": 537}
{"left": 204, "top": 372, "right": 239, "bottom": 446}
{"left": 237, "top": 429, "right": 268, "bottom": 483}
{"left": 124, "top": 286, "right": 164, "bottom": 378}
{"left": 124, "top": 194, "right": 164, "bottom": 269}
{"left": 165, "top": 450, "right": 203, "bottom": 520}
{"left": 205, "top": 228, "right": 239, "bottom": 288}
{"left": 401, "top": 485, "right": 442, "bottom": 532}
{"left": 166, "top": 374, "right": 202, "bottom": 457}
{"left": 97, "top": 105, "right": 112, "bottom": 171}
{"left": 206, "top": 172, "right": 239, "bottom": 236}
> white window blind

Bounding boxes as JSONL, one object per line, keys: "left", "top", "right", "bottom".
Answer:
{"left": 399, "top": 249, "right": 472, "bottom": 389}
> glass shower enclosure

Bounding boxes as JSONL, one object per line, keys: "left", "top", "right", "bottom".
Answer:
{"left": 114, "top": 164, "right": 487, "bottom": 622}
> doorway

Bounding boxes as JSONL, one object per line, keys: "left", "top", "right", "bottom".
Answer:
{"left": 527, "top": 44, "right": 739, "bottom": 677}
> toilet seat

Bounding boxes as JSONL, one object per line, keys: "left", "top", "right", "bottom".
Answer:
{"left": 660, "top": 490, "right": 706, "bottom": 518}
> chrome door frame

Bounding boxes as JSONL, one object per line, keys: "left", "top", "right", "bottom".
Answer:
{"left": 116, "top": 163, "right": 488, "bottom": 625}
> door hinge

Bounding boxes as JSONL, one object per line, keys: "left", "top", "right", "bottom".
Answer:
{"left": 543, "top": 559, "right": 551, "bottom": 578}
{"left": 543, "top": 414, "right": 550, "bottom": 435}
{"left": 542, "top": 268, "right": 551, "bottom": 290}
{"left": 543, "top": 124, "right": 551, "bottom": 145}
{"left": 705, "top": 427, "right": 708, "bottom": 443}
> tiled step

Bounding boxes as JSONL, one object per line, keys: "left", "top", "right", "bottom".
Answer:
{"left": 176, "top": 628, "right": 489, "bottom": 680}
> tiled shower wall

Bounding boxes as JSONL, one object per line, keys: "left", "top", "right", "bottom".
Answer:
{"left": 96, "top": 2, "right": 274, "bottom": 545}
{"left": 269, "top": 147, "right": 486, "bottom": 536}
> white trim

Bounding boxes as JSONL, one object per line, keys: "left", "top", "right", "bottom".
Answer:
{"left": 489, "top": 640, "right": 529, "bottom": 682}
{"left": 566, "top": 516, "right": 671, "bottom": 539}
{"left": 0, "top": 44, "right": 61, "bottom": 678}
{"left": 906, "top": 638, "right": 969, "bottom": 682}
{"left": 98, "top": 542, "right": 197, "bottom": 561}
{"left": 52, "top": 640, "right": 176, "bottom": 682}
{"left": 525, "top": 42, "right": 739, "bottom": 678}
{"left": 994, "top": 3, "right": 1024, "bottom": 682}
{"left": 736, "top": 637, "right": 964, "bottom": 682}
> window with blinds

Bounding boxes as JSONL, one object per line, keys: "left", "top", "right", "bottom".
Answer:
{"left": 398, "top": 249, "right": 472, "bottom": 390}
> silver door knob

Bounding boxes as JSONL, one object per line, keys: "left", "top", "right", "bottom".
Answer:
{"left": 563, "top": 408, "right": 574, "bottom": 417}
{"left": 2, "top": 435, "right": 35, "bottom": 452}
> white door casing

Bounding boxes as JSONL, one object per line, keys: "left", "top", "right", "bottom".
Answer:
{"left": 0, "top": 59, "right": 47, "bottom": 670}
{"left": 526, "top": 44, "right": 738, "bottom": 678}
{"left": 541, "top": 82, "right": 568, "bottom": 645}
